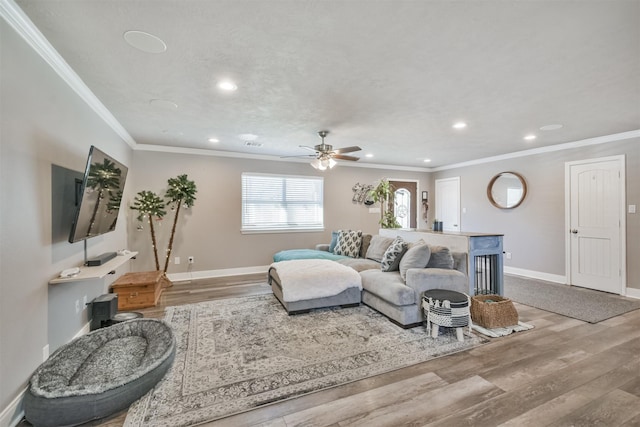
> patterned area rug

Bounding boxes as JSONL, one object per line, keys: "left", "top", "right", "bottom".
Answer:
{"left": 124, "top": 294, "right": 486, "bottom": 426}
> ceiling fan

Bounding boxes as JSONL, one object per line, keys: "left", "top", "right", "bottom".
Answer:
{"left": 295, "top": 131, "right": 362, "bottom": 170}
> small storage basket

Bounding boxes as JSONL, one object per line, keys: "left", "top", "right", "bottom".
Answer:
{"left": 471, "top": 294, "right": 518, "bottom": 329}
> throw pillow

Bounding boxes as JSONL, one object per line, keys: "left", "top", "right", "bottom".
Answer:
{"left": 380, "top": 237, "right": 408, "bottom": 272}
{"left": 426, "top": 245, "right": 454, "bottom": 269}
{"left": 365, "top": 235, "right": 395, "bottom": 262}
{"left": 399, "top": 242, "right": 431, "bottom": 280}
{"left": 334, "top": 230, "right": 363, "bottom": 258}
{"left": 359, "top": 234, "right": 373, "bottom": 259}
{"left": 328, "top": 231, "right": 339, "bottom": 253}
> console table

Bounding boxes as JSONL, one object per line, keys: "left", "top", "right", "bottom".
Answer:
{"left": 379, "top": 229, "right": 504, "bottom": 296}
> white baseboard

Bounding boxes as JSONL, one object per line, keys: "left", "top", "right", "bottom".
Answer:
{"left": 625, "top": 287, "right": 640, "bottom": 299}
{"left": 0, "top": 387, "right": 25, "bottom": 427}
{"left": 73, "top": 322, "right": 91, "bottom": 339}
{"left": 167, "top": 265, "right": 270, "bottom": 282}
{"left": 504, "top": 266, "right": 566, "bottom": 284}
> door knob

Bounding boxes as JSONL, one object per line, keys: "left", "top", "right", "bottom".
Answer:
{"left": 570, "top": 229, "right": 578, "bottom": 234}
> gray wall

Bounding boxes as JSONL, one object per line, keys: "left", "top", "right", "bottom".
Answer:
{"left": 432, "top": 138, "right": 640, "bottom": 289}
{"left": 0, "top": 23, "right": 132, "bottom": 414}
{"left": 128, "top": 151, "right": 430, "bottom": 273}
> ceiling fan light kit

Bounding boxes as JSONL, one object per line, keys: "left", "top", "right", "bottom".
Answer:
{"left": 298, "top": 131, "right": 362, "bottom": 171}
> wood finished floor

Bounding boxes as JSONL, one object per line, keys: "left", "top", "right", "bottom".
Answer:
{"left": 21, "top": 275, "right": 640, "bottom": 427}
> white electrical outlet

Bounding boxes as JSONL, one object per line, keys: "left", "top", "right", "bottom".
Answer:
{"left": 629, "top": 204, "right": 637, "bottom": 214}
{"left": 188, "top": 256, "right": 194, "bottom": 264}
{"left": 75, "top": 299, "right": 80, "bottom": 314}
{"left": 505, "top": 252, "right": 512, "bottom": 259}
{"left": 175, "top": 256, "right": 181, "bottom": 264}
{"left": 42, "top": 344, "right": 49, "bottom": 362}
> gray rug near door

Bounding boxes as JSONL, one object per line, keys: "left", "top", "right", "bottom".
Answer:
{"left": 504, "top": 275, "right": 640, "bottom": 323}
{"left": 124, "top": 294, "right": 486, "bottom": 427}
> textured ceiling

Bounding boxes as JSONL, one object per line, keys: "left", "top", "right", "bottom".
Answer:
{"left": 14, "top": 0, "right": 640, "bottom": 169}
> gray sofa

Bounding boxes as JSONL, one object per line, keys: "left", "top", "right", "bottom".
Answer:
{"left": 316, "top": 234, "right": 469, "bottom": 328}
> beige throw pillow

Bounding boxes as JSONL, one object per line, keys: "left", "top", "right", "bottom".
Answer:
{"left": 399, "top": 242, "right": 431, "bottom": 280}
{"left": 365, "top": 235, "right": 395, "bottom": 262}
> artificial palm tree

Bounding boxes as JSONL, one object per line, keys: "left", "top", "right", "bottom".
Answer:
{"left": 131, "top": 190, "right": 166, "bottom": 271}
{"left": 85, "top": 159, "right": 121, "bottom": 236}
{"left": 163, "top": 174, "right": 197, "bottom": 273}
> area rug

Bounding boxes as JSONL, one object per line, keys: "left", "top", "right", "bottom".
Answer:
{"left": 124, "top": 294, "right": 486, "bottom": 426}
{"left": 472, "top": 321, "right": 534, "bottom": 338}
{"left": 504, "top": 275, "right": 640, "bottom": 323}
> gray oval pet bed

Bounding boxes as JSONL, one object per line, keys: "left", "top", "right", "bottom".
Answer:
{"left": 24, "top": 318, "right": 175, "bottom": 427}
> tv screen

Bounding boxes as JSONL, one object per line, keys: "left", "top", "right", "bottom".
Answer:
{"left": 68, "top": 146, "right": 128, "bottom": 243}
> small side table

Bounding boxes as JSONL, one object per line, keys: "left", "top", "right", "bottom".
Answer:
{"left": 422, "top": 289, "right": 471, "bottom": 342}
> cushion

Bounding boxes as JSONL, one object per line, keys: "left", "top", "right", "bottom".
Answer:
{"left": 426, "top": 245, "right": 455, "bottom": 269}
{"left": 333, "top": 229, "right": 362, "bottom": 258}
{"left": 399, "top": 241, "right": 431, "bottom": 280}
{"left": 336, "top": 257, "right": 381, "bottom": 272}
{"left": 328, "top": 231, "right": 339, "bottom": 253}
{"left": 360, "top": 270, "right": 415, "bottom": 306}
{"left": 365, "top": 235, "right": 395, "bottom": 262}
{"left": 24, "top": 319, "right": 175, "bottom": 427}
{"left": 380, "top": 237, "right": 408, "bottom": 272}
{"left": 359, "top": 234, "right": 373, "bottom": 258}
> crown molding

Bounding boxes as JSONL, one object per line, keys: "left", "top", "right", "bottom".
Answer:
{"left": 0, "top": 0, "right": 137, "bottom": 149}
{"left": 134, "top": 144, "right": 432, "bottom": 172}
{"left": 433, "top": 130, "right": 640, "bottom": 171}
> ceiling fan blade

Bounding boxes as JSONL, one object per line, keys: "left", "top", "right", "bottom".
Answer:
{"left": 280, "top": 154, "right": 316, "bottom": 159}
{"left": 332, "top": 154, "right": 360, "bottom": 161}
{"left": 299, "top": 145, "right": 318, "bottom": 152}
{"left": 334, "top": 146, "right": 361, "bottom": 154}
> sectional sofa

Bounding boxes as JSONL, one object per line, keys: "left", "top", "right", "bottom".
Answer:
{"left": 271, "top": 231, "right": 469, "bottom": 328}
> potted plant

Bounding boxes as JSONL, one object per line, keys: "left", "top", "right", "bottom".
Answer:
{"left": 369, "top": 178, "right": 401, "bottom": 229}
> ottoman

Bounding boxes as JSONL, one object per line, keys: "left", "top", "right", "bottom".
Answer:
{"left": 422, "top": 289, "right": 471, "bottom": 342}
{"left": 268, "top": 259, "right": 362, "bottom": 314}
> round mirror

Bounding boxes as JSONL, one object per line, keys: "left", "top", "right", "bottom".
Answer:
{"left": 487, "top": 172, "right": 527, "bottom": 209}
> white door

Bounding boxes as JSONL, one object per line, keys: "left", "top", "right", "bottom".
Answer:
{"left": 435, "top": 177, "right": 460, "bottom": 231}
{"left": 567, "top": 156, "right": 625, "bottom": 294}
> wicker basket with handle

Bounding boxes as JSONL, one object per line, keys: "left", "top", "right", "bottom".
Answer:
{"left": 471, "top": 294, "right": 518, "bottom": 329}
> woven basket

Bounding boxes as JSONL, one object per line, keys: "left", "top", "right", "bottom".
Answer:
{"left": 471, "top": 294, "right": 518, "bottom": 329}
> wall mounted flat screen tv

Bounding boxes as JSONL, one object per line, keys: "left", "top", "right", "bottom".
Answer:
{"left": 69, "top": 146, "right": 128, "bottom": 243}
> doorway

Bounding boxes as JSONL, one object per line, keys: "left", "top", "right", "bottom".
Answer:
{"left": 435, "top": 177, "right": 461, "bottom": 232}
{"left": 566, "top": 156, "right": 626, "bottom": 294}
{"left": 389, "top": 180, "right": 417, "bottom": 229}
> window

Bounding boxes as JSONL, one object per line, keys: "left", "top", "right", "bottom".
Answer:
{"left": 241, "top": 173, "right": 324, "bottom": 232}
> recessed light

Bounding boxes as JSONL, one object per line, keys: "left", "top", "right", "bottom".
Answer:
{"left": 540, "top": 124, "right": 563, "bottom": 131}
{"left": 452, "top": 122, "right": 467, "bottom": 129}
{"left": 149, "top": 99, "right": 178, "bottom": 110}
{"left": 218, "top": 80, "right": 238, "bottom": 91}
{"left": 208, "top": 137, "right": 219, "bottom": 143}
{"left": 524, "top": 134, "right": 537, "bottom": 141}
{"left": 423, "top": 158, "right": 432, "bottom": 163}
{"left": 365, "top": 153, "right": 374, "bottom": 158}
{"left": 123, "top": 30, "right": 167, "bottom": 53}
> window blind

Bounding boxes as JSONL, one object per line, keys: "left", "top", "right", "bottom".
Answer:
{"left": 241, "top": 173, "right": 324, "bottom": 232}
